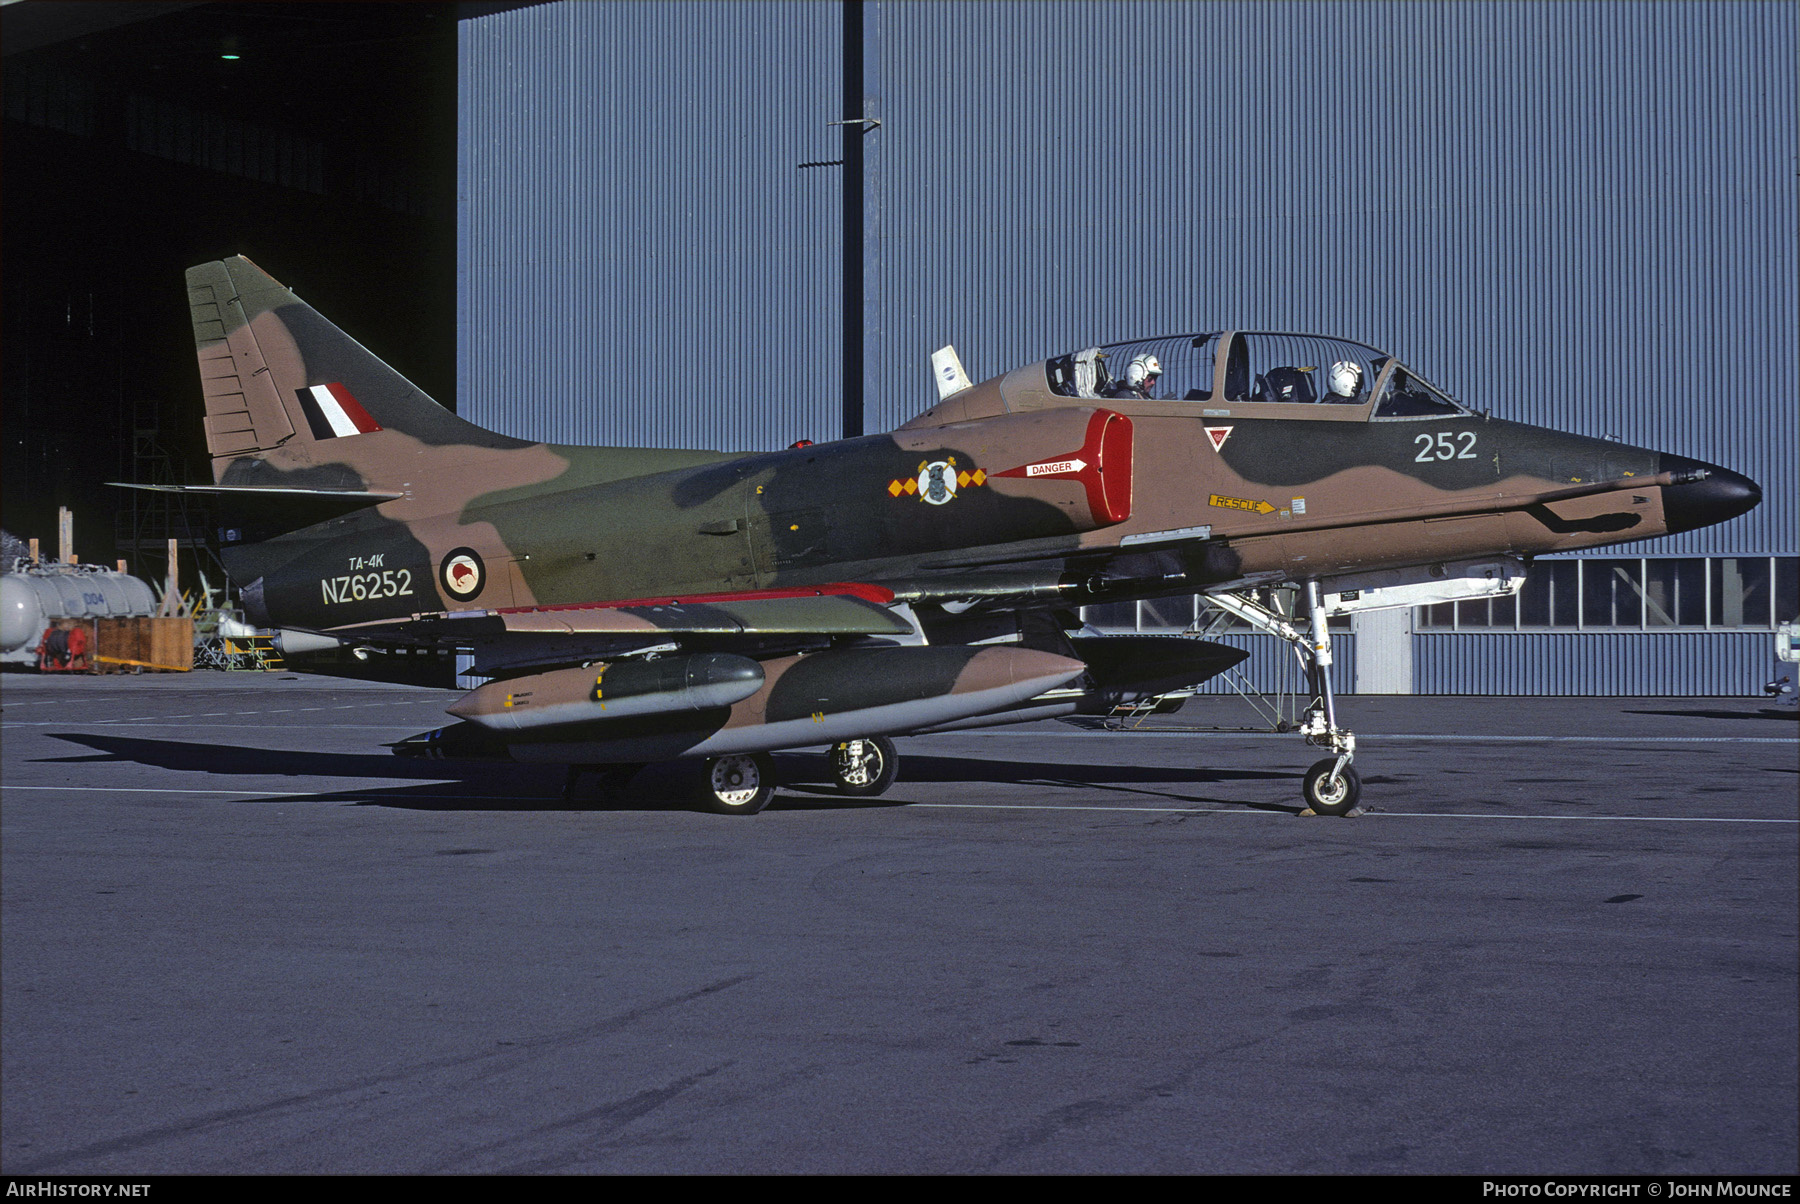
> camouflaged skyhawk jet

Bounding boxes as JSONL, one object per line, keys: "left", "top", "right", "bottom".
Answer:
{"left": 157, "top": 256, "right": 1760, "bottom": 815}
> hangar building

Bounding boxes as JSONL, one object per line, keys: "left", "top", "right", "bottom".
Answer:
{"left": 455, "top": 0, "right": 1796, "bottom": 696}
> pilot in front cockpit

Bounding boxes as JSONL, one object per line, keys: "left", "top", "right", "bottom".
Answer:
{"left": 1324, "top": 360, "right": 1364, "bottom": 403}
{"left": 1107, "top": 353, "right": 1164, "bottom": 400}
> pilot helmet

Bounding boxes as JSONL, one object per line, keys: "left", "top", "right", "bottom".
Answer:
{"left": 1125, "top": 354, "right": 1164, "bottom": 390}
{"left": 1328, "top": 360, "right": 1364, "bottom": 398}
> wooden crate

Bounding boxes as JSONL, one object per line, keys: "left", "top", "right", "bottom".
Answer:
{"left": 94, "top": 617, "right": 193, "bottom": 672}
{"left": 92, "top": 617, "right": 138, "bottom": 672}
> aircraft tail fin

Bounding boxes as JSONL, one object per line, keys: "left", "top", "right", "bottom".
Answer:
{"left": 186, "top": 256, "right": 527, "bottom": 487}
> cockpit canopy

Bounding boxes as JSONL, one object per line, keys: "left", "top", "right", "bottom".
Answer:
{"left": 1046, "top": 331, "right": 1467, "bottom": 418}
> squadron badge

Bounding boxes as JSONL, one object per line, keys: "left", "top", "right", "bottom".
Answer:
{"left": 888, "top": 456, "right": 987, "bottom": 504}
{"left": 919, "top": 459, "right": 958, "bottom": 505}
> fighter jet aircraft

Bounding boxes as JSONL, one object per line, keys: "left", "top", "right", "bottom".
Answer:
{"left": 153, "top": 256, "right": 1760, "bottom": 815}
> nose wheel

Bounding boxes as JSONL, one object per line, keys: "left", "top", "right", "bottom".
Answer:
{"left": 830, "top": 736, "right": 898, "bottom": 796}
{"left": 1303, "top": 757, "right": 1362, "bottom": 817}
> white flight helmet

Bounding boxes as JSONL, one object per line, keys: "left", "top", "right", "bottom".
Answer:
{"left": 1125, "top": 354, "right": 1164, "bottom": 391}
{"left": 1328, "top": 360, "right": 1364, "bottom": 398}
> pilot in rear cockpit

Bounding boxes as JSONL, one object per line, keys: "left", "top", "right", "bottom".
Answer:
{"left": 1325, "top": 360, "right": 1364, "bottom": 403}
{"left": 1107, "top": 354, "right": 1164, "bottom": 400}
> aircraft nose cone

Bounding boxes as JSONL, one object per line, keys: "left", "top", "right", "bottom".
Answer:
{"left": 1660, "top": 456, "right": 1762, "bottom": 535}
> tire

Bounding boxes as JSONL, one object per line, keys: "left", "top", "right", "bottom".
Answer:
{"left": 830, "top": 736, "right": 898, "bottom": 796}
{"left": 1302, "top": 758, "right": 1361, "bottom": 816}
{"left": 702, "top": 753, "right": 775, "bottom": 815}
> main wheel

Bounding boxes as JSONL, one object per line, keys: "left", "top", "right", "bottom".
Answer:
{"left": 1302, "top": 758, "right": 1362, "bottom": 816}
{"left": 702, "top": 753, "right": 775, "bottom": 815}
{"left": 830, "top": 736, "right": 898, "bottom": 796}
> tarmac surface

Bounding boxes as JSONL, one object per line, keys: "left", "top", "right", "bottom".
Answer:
{"left": 2, "top": 670, "right": 1795, "bottom": 1175}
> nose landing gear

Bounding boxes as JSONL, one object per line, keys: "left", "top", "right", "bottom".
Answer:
{"left": 1207, "top": 579, "right": 1364, "bottom": 816}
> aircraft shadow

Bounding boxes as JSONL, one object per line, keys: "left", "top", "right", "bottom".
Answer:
{"left": 42, "top": 732, "right": 1297, "bottom": 815}
{"left": 43, "top": 732, "right": 486, "bottom": 781}
{"left": 43, "top": 731, "right": 564, "bottom": 809}
{"left": 777, "top": 754, "right": 1302, "bottom": 815}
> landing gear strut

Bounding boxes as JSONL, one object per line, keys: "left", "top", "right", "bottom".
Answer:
{"left": 1208, "top": 580, "right": 1362, "bottom": 816}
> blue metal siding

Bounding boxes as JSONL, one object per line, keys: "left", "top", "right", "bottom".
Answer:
{"left": 865, "top": 0, "right": 1794, "bottom": 555}
{"left": 458, "top": 1, "right": 845, "bottom": 451}
{"left": 1413, "top": 631, "right": 1777, "bottom": 695}
{"left": 458, "top": 1, "right": 1796, "bottom": 693}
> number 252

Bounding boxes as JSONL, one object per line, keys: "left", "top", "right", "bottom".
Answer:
{"left": 1415, "top": 431, "right": 1477, "bottom": 462}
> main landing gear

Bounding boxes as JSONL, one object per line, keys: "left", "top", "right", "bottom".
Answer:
{"left": 567, "top": 742, "right": 898, "bottom": 816}
{"left": 699, "top": 738, "right": 900, "bottom": 814}
{"left": 701, "top": 753, "right": 776, "bottom": 815}
{"left": 1207, "top": 580, "right": 1362, "bottom": 817}
{"left": 829, "top": 736, "right": 898, "bottom": 797}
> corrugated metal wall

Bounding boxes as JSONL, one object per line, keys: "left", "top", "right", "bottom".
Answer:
{"left": 457, "top": 1, "right": 1796, "bottom": 694}
{"left": 1413, "top": 631, "right": 1778, "bottom": 695}
{"left": 864, "top": 0, "right": 1794, "bottom": 557}
{"left": 458, "top": 1, "right": 846, "bottom": 451}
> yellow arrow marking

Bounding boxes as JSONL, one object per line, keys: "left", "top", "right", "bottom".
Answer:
{"left": 1208, "top": 493, "right": 1276, "bottom": 515}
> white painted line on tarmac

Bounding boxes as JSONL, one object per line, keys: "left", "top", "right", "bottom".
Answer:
{"left": 922, "top": 732, "right": 1799, "bottom": 744}
{"left": 1363, "top": 811, "right": 1799, "bottom": 822}
{"left": 15, "top": 786, "right": 1788, "bottom": 824}
{"left": 6, "top": 785, "right": 406, "bottom": 796}
{"left": 1349, "top": 734, "right": 1797, "bottom": 744}
{"left": 906, "top": 802, "right": 1797, "bottom": 823}
{"left": 2, "top": 722, "right": 430, "bottom": 729}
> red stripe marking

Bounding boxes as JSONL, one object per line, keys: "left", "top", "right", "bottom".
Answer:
{"left": 490, "top": 581, "right": 896, "bottom": 616}
{"left": 322, "top": 382, "right": 382, "bottom": 433}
